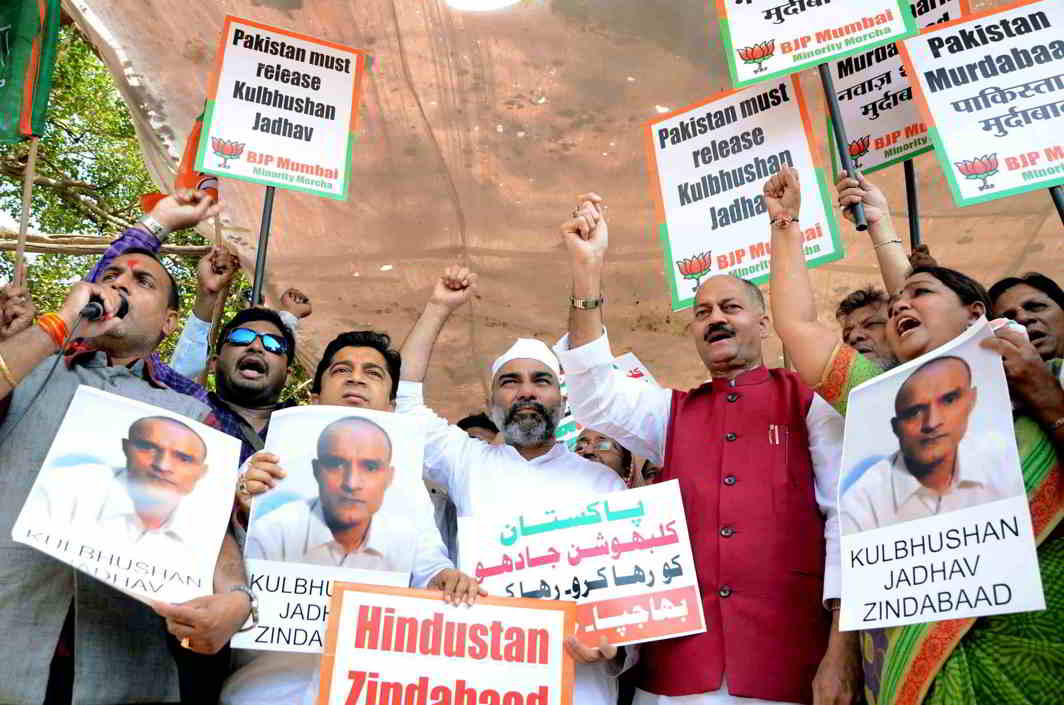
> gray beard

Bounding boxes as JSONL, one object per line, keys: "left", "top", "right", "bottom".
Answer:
{"left": 490, "top": 400, "right": 561, "bottom": 448}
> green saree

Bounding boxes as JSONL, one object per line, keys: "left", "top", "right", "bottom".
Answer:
{"left": 818, "top": 346, "right": 1064, "bottom": 705}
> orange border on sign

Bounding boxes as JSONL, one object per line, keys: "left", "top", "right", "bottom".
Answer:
{"left": 641, "top": 75, "right": 821, "bottom": 231}
{"left": 205, "top": 14, "right": 370, "bottom": 134}
{"left": 318, "top": 582, "right": 577, "bottom": 705}
{"left": 896, "top": 0, "right": 1046, "bottom": 132}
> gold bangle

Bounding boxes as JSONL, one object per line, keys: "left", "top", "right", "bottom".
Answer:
{"left": 0, "top": 351, "right": 15, "bottom": 387}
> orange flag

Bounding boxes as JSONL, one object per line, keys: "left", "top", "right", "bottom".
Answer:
{"left": 140, "top": 106, "right": 219, "bottom": 213}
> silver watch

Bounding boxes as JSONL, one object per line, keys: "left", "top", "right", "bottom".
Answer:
{"left": 230, "top": 585, "right": 259, "bottom": 632}
{"left": 136, "top": 214, "right": 170, "bottom": 239}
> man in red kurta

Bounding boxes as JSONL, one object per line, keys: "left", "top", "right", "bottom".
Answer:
{"left": 553, "top": 194, "right": 859, "bottom": 705}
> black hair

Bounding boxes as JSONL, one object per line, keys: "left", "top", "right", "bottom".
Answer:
{"left": 988, "top": 272, "right": 1064, "bottom": 313}
{"left": 458, "top": 412, "right": 499, "bottom": 434}
{"left": 836, "top": 285, "right": 888, "bottom": 319}
{"left": 731, "top": 275, "right": 765, "bottom": 312}
{"left": 312, "top": 331, "right": 401, "bottom": 399}
{"left": 215, "top": 308, "right": 296, "bottom": 362}
{"left": 98, "top": 248, "right": 181, "bottom": 311}
{"left": 906, "top": 266, "right": 992, "bottom": 315}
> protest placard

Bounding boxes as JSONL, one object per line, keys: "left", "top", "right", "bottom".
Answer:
{"left": 898, "top": 0, "right": 1064, "bottom": 207}
{"left": 838, "top": 319, "right": 1044, "bottom": 631}
{"left": 556, "top": 352, "right": 658, "bottom": 448}
{"left": 12, "top": 386, "right": 240, "bottom": 604}
{"left": 232, "top": 406, "right": 435, "bottom": 653}
{"left": 825, "top": 0, "right": 970, "bottom": 176}
{"left": 458, "top": 481, "right": 705, "bottom": 647}
{"left": 716, "top": 0, "right": 916, "bottom": 89}
{"left": 644, "top": 77, "right": 842, "bottom": 311}
{"left": 196, "top": 16, "right": 367, "bottom": 200}
{"left": 318, "top": 583, "right": 575, "bottom": 705}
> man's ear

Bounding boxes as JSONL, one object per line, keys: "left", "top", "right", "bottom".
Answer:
{"left": 121, "top": 438, "right": 131, "bottom": 459}
{"left": 968, "top": 300, "right": 986, "bottom": 321}
{"left": 891, "top": 417, "right": 900, "bottom": 439}
{"left": 162, "top": 310, "right": 180, "bottom": 338}
{"left": 311, "top": 459, "right": 321, "bottom": 482}
{"left": 968, "top": 386, "right": 978, "bottom": 412}
{"left": 310, "top": 392, "right": 320, "bottom": 404}
{"left": 207, "top": 355, "right": 219, "bottom": 376}
{"left": 387, "top": 399, "right": 396, "bottom": 412}
{"left": 759, "top": 313, "right": 771, "bottom": 339}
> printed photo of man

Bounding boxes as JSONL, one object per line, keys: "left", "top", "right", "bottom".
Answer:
{"left": 246, "top": 416, "right": 405, "bottom": 570}
{"left": 28, "top": 415, "right": 209, "bottom": 551}
{"left": 841, "top": 356, "right": 1017, "bottom": 534}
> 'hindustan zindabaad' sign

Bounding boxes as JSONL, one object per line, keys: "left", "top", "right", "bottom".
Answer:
{"left": 197, "top": 16, "right": 368, "bottom": 200}
{"left": 898, "top": 0, "right": 1064, "bottom": 206}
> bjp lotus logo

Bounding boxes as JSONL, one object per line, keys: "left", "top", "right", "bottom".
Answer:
{"left": 677, "top": 251, "right": 712, "bottom": 291}
{"left": 955, "top": 154, "right": 999, "bottom": 191}
{"left": 848, "top": 136, "right": 871, "bottom": 169}
{"left": 738, "top": 41, "right": 775, "bottom": 74}
{"left": 211, "top": 137, "right": 245, "bottom": 169}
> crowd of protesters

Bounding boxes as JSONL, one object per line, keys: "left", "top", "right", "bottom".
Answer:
{"left": 0, "top": 166, "right": 1060, "bottom": 705}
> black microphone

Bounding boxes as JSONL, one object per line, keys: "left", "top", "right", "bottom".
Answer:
{"left": 81, "top": 293, "right": 129, "bottom": 321}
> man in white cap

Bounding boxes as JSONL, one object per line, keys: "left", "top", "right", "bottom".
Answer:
{"left": 398, "top": 265, "right": 630, "bottom": 705}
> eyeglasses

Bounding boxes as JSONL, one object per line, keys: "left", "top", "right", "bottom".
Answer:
{"left": 574, "top": 438, "right": 620, "bottom": 454}
{"left": 224, "top": 327, "right": 288, "bottom": 356}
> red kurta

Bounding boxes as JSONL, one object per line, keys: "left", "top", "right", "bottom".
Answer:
{"left": 635, "top": 366, "right": 831, "bottom": 704}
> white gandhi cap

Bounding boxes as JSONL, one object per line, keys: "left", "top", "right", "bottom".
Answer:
{"left": 490, "top": 338, "right": 561, "bottom": 380}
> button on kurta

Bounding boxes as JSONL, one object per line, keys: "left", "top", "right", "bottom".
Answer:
{"left": 723, "top": 475, "right": 736, "bottom": 485}
{"left": 720, "top": 526, "right": 735, "bottom": 537}
{"left": 725, "top": 432, "right": 737, "bottom": 441}
{"left": 727, "top": 392, "right": 740, "bottom": 402}
{"left": 719, "top": 586, "right": 733, "bottom": 598}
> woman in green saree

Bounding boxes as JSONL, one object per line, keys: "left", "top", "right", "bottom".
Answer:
{"left": 763, "top": 167, "right": 1063, "bottom": 705}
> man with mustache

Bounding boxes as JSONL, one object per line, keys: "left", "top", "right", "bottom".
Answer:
{"left": 554, "top": 194, "right": 855, "bottom": 705}
{"left": 398, "top": 266, "right": 629, "bottom": 705}
{"left": 89, "top": 211, "right": 308, "bottom": 463}
{"left": 841, "top": 356, "right": 1018, "bottom": 535}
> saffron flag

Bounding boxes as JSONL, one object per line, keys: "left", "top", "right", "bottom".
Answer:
{"left": 0, "top": 0, "right": 61, "bottom": 144}
{"left": 140, "top": 106, "right": 220, "bottom": 212}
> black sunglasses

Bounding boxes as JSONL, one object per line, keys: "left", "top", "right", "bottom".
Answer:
{"left": 224, "top": 327, "right": 288, "bottom": 355}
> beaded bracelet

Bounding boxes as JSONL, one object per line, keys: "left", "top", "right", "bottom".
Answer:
{"left": 37, "top": 312, "right": 69, "bottom": 350}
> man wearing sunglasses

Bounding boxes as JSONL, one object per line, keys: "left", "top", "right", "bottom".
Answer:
{"left": 208, "top": 308, "right": 299, "bottom": 462}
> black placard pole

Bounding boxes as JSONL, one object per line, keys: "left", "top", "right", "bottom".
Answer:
{"left": 250, "top": 186, "right": 276, "bottom": 307}
{"left": 818, "top": 63, "right": 868, "bottom": 231}
{"left": 904, "top": 159, "right": 921, "bottom": 248}
{"left": 1051, "top": 185, "right": 1064, "bottom": 227}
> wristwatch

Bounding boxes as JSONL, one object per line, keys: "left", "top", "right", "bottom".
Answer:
{"left": 136, "top": 214, "right": 170, "bottom": 239}
{"left": 230, "top": 585, "right": 259, "bottom": 632}
{"left": 570, "top": 294, "right": 605, "bottom": 310}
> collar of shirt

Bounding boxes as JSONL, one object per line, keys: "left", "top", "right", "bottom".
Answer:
{"left": 496, "top": 441, "right": 574, "bottom": 465}
{"left": 64, "top": 342, "right": 167, "bottom": 389}
{"left": 685, "top": 364, "right": 770, "bottom": 396}
{"left": 889, "top": 439, "right": 988, "bottom": 505}
{"left": 305, "top": 498, "right": 389, "bottom": 564}
{"left": 97, "top": 468, "right": 196, "bottom": 543}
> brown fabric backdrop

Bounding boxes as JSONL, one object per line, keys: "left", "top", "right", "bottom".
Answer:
{"left": 67, "top": 0, "right": 1062, "bottom": 419}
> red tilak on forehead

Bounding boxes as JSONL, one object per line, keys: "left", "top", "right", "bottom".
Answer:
{"left": 126, "top": 258, "right": 140, "bottom": 269}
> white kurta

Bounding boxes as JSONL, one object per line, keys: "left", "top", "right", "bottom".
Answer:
{"left": 554, "top": 331, "right": 845, "bottom": 705}
{"left": 397, "top": 380, "right": 630, "bottom": 705}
